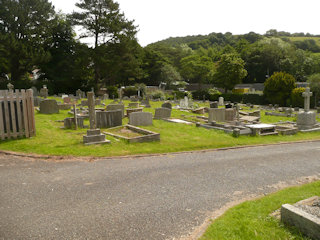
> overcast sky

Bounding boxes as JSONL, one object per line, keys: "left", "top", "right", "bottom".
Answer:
{"left": 50, "top": 0, "right": 320, "bottom": 46}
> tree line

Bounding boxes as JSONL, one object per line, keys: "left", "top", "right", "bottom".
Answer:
{"left": 1, "top": 0, "right": 320, "bottom": 96}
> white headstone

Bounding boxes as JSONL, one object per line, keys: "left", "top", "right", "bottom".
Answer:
{"left": 218, "top": 97, "right": 224, "bottom": 106}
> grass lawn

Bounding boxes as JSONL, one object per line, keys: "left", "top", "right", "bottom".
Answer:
{"left": 201, "top": 180, "right": 320, "bottom": 240}
{"left": 0, "top": 100, "right": 320, "bottom": 157}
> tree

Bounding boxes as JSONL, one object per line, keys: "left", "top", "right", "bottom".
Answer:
{"left": 213, "top": 53, "right": 247, "bottom": 92}
{"left": 38, "top": 14, "right": 93, "bottom": 94}
{"left": 159, "top": 64, "right": 182, "bottom": 89}
{"left": 180, "top": 54, "right": 215, "bottom": 86}
{"left": 70, "top": 0, "right": 138, "bottom": 89}
{"left": 307, "top": 73, "right": 320, "bottom": 107}
{"left": 263, "top": 72, "right": 296, "bottom": 106}
{"left": 0, "top": 0, "right": 55, "bottom": 86}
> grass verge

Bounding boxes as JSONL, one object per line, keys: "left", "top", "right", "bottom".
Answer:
{"left": 201, "top": 181, "right": 320, "bottom": 240}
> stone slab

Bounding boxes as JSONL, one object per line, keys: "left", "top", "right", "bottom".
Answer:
{"left": 154, "top": 108, "right": 171, "bottom": 119}
{"left": 129, "top": 112, "right": 153, "bottom": 126}
{"left": 39, "top": 99, "right": 59, "bottom": 114}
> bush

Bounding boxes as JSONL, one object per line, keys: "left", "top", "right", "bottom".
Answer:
{"left": 291, "top": 87, "right": 305, "bottom": 108}
{"left": 151, "top": 90, "right": 165, "bottom": 99}
{"left": 123, "top": 86, "right": 138, "bottom": 97}
{"left": 192, "top": 89, "right": 221, "bottom": 101}
{"left": 264, "top": 72, "right": 296, "bottom": 106}
{"left": 221, "top": 93, "right": 243, "bottom": 103}
{"left": 242, "top": 94, "right": 266, "bottom": 105}
{"left": 106, "top": 86, "right": 118, "bottom": 98}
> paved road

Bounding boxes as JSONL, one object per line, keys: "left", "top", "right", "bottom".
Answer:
{"left": 1, "top": 142, "right": 320, "bottom": 240}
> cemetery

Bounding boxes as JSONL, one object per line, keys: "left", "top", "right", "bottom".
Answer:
{"left": 0, "top": 86, "right": 320, "bottom": 157}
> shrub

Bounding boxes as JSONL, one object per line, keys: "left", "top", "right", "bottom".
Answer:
{"left": 242, "top": 94, "right": 266, "bottom": 105}
{"left": 151, "top": 90, "right": 165, "bottom": 99}
{"left": 291, "top": 87, "right": 305, "bottom": 108}
{"left": 264, "top": 72, "right": 296, "bottom": 106}
{"left": 123, "top": 86, "right": 137, "bottom": 97}
{"left": 221, "top": 93, "right": 243, "bottom": 103}
{"left": 106, "top": 86, "right": 118, "bottom": 98}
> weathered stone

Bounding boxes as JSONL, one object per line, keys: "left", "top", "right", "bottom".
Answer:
{"left": 129, "top": 112, "right": 153, "bottom": 126}
{"left": 128, "top": 102, "right": 139, "bottom": 108}
{"left": 225, "top": 108, "right": 236, "bottom": 121}
{"left": 210, "top": 101, "right": 219, "bottom": 108}
{"left": 106, "top": 104, "right": 125, "bottom": 117}
{"left": 39, "top": 99, "right": 59, "bottom": 114}
{"left": 83, "top": 129, "right": 110, "bottom": 145}
{"left": 140, "top": 99, "right": 151, "bottom": 108}
{"left": 281, "top": 203, "right": 320, "bottom": 240}
{"left": 96, "top": 110, "right": 122, "bottom": 128}
{"left": 297, "top": 111, "right": 317, "bottom": 130}
{"left": 208, "top": 108, "right": 225, "bottom": 122}
{"left": 64, "top": 117, "right": 84, "bottom": 129}
{"left": 161, "top": 102, "right": 172, "bottom": 109}
{"left": 39, "top": 87, "right": 48, "bottom": 98}
{"left": 154, "top": 107, "right": 171, "bottom": 119}
{"left": 63, "top": 97, "right": 71, "bottom": 104}
{"left": 58, "top": 103, "right": 72, "bottom": 110}
{"left": 126, "top": 108, "right": 143, "bottom": 117}
{"left": 192, "top": 107, "right": 205, "bottom": 114}
{"left": 218, "top": 97, "right": 224, "bottom": 106}
{"left": 33, "top": 97, "right": 42, "bottom": 107}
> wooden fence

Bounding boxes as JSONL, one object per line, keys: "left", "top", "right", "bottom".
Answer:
{"left": 0, "top": 89, "right": 36, "bottom": 140}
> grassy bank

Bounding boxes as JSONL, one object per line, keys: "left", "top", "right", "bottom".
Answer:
{"left": 201, "top": 180, "right": 320, "bottom": 240}
{"left": 0, "top": 100, "right": 320, "bottom": 157}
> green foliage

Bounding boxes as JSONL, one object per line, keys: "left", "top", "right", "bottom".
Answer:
{"left": 264, "top": 72, "right": 296, "bottom": 106}
{"left": 180, "top": 54, "right": 215, "bottom": 84}
{"left": 70, "top": 0, "right": 139, "bottom": 88}
{"left": 242, "top": 94, "right": 266, "bottom": 105}
{"left": 150, "top": 90, "right": 165, "bottom": 99}
{"left": 291, "top": 87, "right": 305, "bottom": 108}
{"left": 213, "top": 53, "right": 247, "bottom": 92}
{"left": 0, "top": 0, "right": 55, "bottom": 85}
{"left": 123, "top": 86, "right": 137, "bottom": 97}
{"left": 106, "top": 86, "right": 118, "bottom": 98}
{"left": 159, "top": 64, "right": 182, "bottom": 89}
{"left": 308, "top": 73, "right": 320, "bottom": 93}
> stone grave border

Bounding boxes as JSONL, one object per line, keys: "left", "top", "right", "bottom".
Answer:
{"left": 103, "top": 124, "right": 160, "bottom": 143}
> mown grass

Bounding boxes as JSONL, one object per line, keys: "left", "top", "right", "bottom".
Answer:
{"left": 0, "top": 100, "right": 320, "bottom": 157}
{"left": 201, "top": 181, "right": 320, "bottom": 240}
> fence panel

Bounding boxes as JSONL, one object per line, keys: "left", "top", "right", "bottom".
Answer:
{"left": 0, "top": 89, "right": 36, "bottom": 140}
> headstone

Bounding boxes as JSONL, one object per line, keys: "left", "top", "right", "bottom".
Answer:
{"left": 95, "top": 99, "right": 101, "bottom": 106}
{"left": 96, "top": 110, "right": 122, "bottom": 128}
{"left": 63, "top": 97, "right": 71, "bottom": 104}
{"left": 126, "top": 108, "right": 143, "bottom": 117}
{"left": 161, "top": 102, "right": 172, "bottom": 109}
{"left": 129, "top": 112, "right": 153, "bottom": 126}
{"left": 154, "top": 108, "right": 171, "bottom": 119}
{"left": 128, "top": 102, "right": 139, "bottom": 108}
{"left": 106, "top": 104, "right": 125, "bottom": 117}
{"left": 58, "top": 103, "right": 72, "bottom": 110}
{"left": 140, "top": 98, "right": 151, "bottom": 108}
{"left": 103, "top": 94, "right": 109, "bottom": 100}
{"left": 208, "top": 108, "right": 225, "bottom": 122}
{"left": 218, "top": 97, "right": 224, "bottom": 106}
{"left": 225, "top": 108, "right": 236, "bottom": 121}
{"left": 40, "top": 85, "right": 48, "bottom": 98}
{"left": 31, "top": 87, "right": 38, "bottom": 97}
{"left": 76, "top": 89, "right": 83, "bottom": 99}
{"left": 210, "top": 101, "right": 219, "bottom": 108}
{"left": 297, "top": 87, "right": 317, "bottom": 130}
{"left": 39, "top": 99, "right": 59, "bottom": 114}
{"left": 64, "top": 117, "right": 84, "bottom": 129}
{"left": 81, "top": 100, "right": 88, "bottom": 106}
{"left": 180, "top": 97, "right": 189, "bottom": 108}
{"left": 33, "top": 97, "right": 42, "bottom": 107}
{"left": 83, "top": 92, "right": 110, "bottom": 145}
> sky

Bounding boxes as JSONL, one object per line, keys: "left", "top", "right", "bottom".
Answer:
{"left": 50, "top": 0, "right": 320, "bottom": 46}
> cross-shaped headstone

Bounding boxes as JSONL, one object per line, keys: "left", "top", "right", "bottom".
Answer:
{"left": 302, "top": 87, "right": 312, "bottom": 112}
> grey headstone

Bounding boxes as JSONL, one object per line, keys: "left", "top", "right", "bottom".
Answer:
{"left": 39, "top": 99, "right": 59, "bottom": 114}
{"left": 161, "top": 102, "right": 172, "bottom": 109}
{"left": 129, "top": 112, "right": 153, "bottom": 126}
{"left": 96, "top": 110, "right": 122, "bottom": 128}
{"left": 208, "top": 108, "right": 225, "bottom": 122}
{"left": 210, "top": 101, "right": 219, "bottom": 108}
{"left": 106, "top": 104, "right": 125, "bottom": 117}
{"left": 154, "top": 108, "right": 171, "bottom": 119}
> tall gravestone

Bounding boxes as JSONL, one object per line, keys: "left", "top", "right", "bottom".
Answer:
{"left": 83, "top": 92, "right": 110, "bottom": 145}
{"left": 297, "top": 87, "right": 317, "bottom": 130}
{"left": 40, "top": 85, "right": 48, "bottom": 98}
{"left": 39, "top": 99, "right": 59, "bottom": 114}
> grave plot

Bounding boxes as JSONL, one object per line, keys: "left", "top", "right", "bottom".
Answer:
{"left": 281, "top": 196, "right": 320, "bottom": 240}
{"left": 104, "top": 125, "right": 160, "bottom": 143}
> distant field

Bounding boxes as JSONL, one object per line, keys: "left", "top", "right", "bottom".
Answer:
{"left": 288, "top": 36, "right": 320, "bottom": 47}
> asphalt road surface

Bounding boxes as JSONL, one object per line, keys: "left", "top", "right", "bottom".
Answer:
{"left": 1, "top": 141, "right": 320, "bottom": 240}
